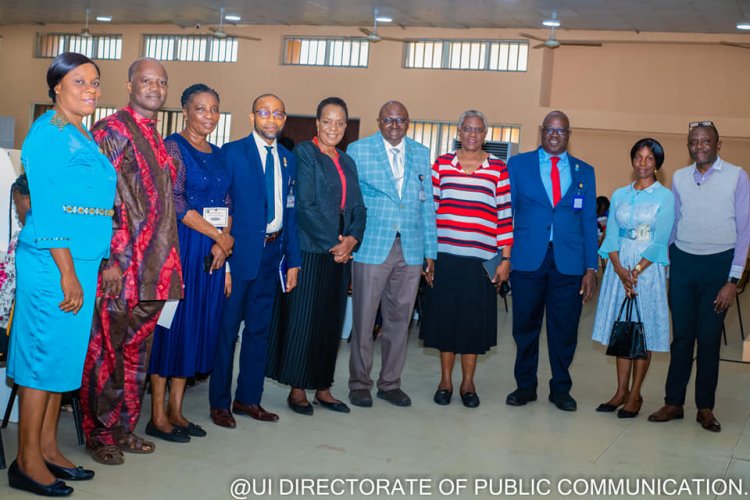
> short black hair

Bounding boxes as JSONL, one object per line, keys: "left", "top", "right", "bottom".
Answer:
{"left": 251, "top": 93, "right": 283, "bottom": 112}
{"left": 630, "top": 137, "right": 665, "bottom": 170}
{"left": 180, "top": 83, "right": 220, "bottom": 108}
{"left": 316, "top": 97, "right": 348, "bottom": 121}
{"left": 47, "top": 52, "right": 99, "bottom": 103}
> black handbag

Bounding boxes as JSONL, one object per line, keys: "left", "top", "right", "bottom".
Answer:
{"left": 606, "top": 296, "right": 648, "bottom": 359}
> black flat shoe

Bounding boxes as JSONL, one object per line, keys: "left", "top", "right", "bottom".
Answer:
{"left": 596, "top": 403, "right": 619, "bottom": 412}
{"left": 433, "top": 389, "right": 452, "bottom": 406}
{"left": 45, "top": 461, "right": 95, "bottom": 481}
{"left": 175, "top": 422, "right": 207, "bottom": 437}
{"left": 314, "top": 398, "right": 351, "bottom": 413}
{"left": 461, "top": 392, "right": 480, "bottom": 408}
{"left": 617, "top": 408, "right": 639, "bottom": 418}
{"left": 288, "top": 398, "right": 314, "bottom": 415}
{"left": 8, "top": 460, "right": 74, "bottom": 497}
{"left": 145, "top": 421, "right": 191, "bottom": 443}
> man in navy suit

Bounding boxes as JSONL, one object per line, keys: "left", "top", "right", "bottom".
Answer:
{"left": 506, "top": 111, "right": 598, "bottom": 412}
{"left": 209, "top": 94, "right": 302, "bottom": 427}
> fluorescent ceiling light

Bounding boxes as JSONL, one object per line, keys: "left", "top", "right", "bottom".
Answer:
{"left": 225, "top": 14, "right": 241, "bottom": 22}
{"left": 96, "top": 15, "right": 112, "bottom": 22}
{"left": 737, "top": 22, "right": 750, "bottom": 30}
{"left": 375, "top": 16, "right": 393, "bottom": 23}
{"left": 543, "top": 19, "right": 561, "bottom": 27}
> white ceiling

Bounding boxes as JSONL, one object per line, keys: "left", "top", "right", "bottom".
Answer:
{"left": 1, "top": 0, "right": 750, "bottom": 34}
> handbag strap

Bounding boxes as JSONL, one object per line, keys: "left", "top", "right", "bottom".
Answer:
{"left": 616, "top": 296, "right": 630, "bottom": 321}
{"left": 631, "top": 295, "right": 643, "bottom": 322}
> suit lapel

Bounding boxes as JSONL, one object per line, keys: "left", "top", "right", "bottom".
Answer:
{"left": 375, "top": 137, "right": 401, "bottom": 201}
{"left": 245, "top": 135, "right": 264, "bottom": 185}
{"left": 532, "top": 148, "right": 554, "bottom": 208}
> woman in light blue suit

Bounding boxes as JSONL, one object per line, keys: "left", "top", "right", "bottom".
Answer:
{"left": 7, "top": 53, "right": 116, "bottom": 496}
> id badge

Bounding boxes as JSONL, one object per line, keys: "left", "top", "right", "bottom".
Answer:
{"left": 203, "top": 207, "right": 229, "bottom": 228}
{"left": 286, "top": 192, "right": 295, "bottom": 208}
{"left": 572, "top": 195, "right": 583, "bottom": 210}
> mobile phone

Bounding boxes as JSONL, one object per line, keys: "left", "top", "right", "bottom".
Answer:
{"left": 204, "top": 255, "right": 213, "bottom": 272}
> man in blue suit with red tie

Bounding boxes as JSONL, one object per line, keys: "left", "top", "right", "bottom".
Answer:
{"left": 506, "top": 111, "right": 598, "bottom": 412}
{"left": 209, "top": 94, "right": 302, "bottom": 427}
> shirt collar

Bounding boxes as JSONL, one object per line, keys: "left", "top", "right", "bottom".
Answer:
{"left": 382, "top": 136, "right": 405, "bottom": 153}
{"left": 539, "top": 147, "right": 569, "bottom": 163}
{"left": 252, "top": 131, "right": 277, "bottom": 151}
{"left": 450, "top": 151, "right": 492, "bottom": 170}
{"left": 691, "top": 155, "right": 724, "bottom": 174}
{"left": 124, "top": 105, "right": 158, "bottom": 128}
{"left": 630, "top": 180, "right": 661, "bottom": 194}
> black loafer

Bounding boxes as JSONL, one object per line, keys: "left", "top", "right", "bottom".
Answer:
{"left": 314, "top": 399, "right": 351, "bottom": 413}
{"left": 45, "top": 461, "right": 95, "bottom": 481}
{"left": 145, "top": 421, "right": 191, "bottom": 443}
{"left": 433, "top": 389, "right": 452, "bottom": 406}
{"left": 175, "top": 422, "right": 207, "bottom": 437}
{"left": 461, "top": 392, "right": 480, "bottom": 408}
{"left": 549, "top": 393, "right": 577, "bottom": 412}
{"left": 8, "top": 460, "right": 74, "bottom": 497}
{"left": 506, "top": 389, "right": 537, "bottom": 406}
{"left": 287, "top": 398, "right": 314, "bottom": 416}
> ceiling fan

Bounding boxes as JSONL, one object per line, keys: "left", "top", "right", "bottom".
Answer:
{"left": 357, "top": 9, "right": 406, "bottom": 43}
{"left": 79, "top": 8, "right": 97, "bottom": 38}
{"left": 205, "top": 7, "right": 261, "bottom": 41}
{"left": 520, "top": 28, "right": 602, "bottom": 49}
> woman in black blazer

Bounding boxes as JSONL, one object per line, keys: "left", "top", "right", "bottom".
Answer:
{"left": 267, "top": 97, "right": 366, "bottom": 415}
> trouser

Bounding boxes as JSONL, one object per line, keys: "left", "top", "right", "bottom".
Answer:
{"left": 509, "top": 246, "right": 583, "bottom": 395}
{"left": 665, "top": 245, "right": 732, "bottom": 409}
{"left": 349, "top": 239, "right": 422, "bottom": 392}
{"left": 80, "top": 297, "right": 164, "bottom": 447}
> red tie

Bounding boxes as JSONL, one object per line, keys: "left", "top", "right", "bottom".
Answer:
{"left": 550, "top": 156, "right": 561, "bottom": 206}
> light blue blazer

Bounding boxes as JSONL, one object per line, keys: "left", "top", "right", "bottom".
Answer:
{"left": 348, "top": 133, "right": 437, "bottom": 266}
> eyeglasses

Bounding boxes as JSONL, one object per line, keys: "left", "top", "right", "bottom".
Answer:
{"left": 460, "top": 126, "right": 486, "bottom": 134}
{"left": 380, "top": 117, "right": 408, "bottom": 126}
{"left": 688, "top": 120, "right": 716, "bottom": 131}
{"left": 254, "top": 109, "right": 286, "bottom": 120}
{"left": 542, "top": 127, "right": 569, "bottom": 136}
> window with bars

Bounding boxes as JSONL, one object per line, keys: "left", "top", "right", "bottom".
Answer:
{"left": 407, "top": 120, "right": 521, "bottom": 163}
{"left": 35, "top": 33, "right": 122, "bottom": 60}
{"left": 156, "top": 109, "right": 232, "bottom": 147}
{"left": 33, "top": 104, "right": 118, "bottom": 129}
{"left": 32, "top": 105, "right": 232, "bottom": 146}
{"left": 283, "top": 37, "right": 369, "bottom": 67}
{"left": 143, "top": 35, "right": 238, "bottom": 62}
{"left": 403, "top": 40, "right": 528, "bottom": 72}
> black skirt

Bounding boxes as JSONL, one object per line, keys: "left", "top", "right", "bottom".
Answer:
{"left": 266, "top": 251, "right": 349, "bottom": 389}
{"left": 419, "top": 252, "right": 498, "bottom": 354}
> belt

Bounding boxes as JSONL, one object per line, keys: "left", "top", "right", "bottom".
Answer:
{"left": 62, "top": 205, "right": 115, "bottom": 217}
{"left": 264, "top": 230, "right": 282, "bottom": 243}
{"left": 619, "top": 227, "right": 652, "bottom": 241}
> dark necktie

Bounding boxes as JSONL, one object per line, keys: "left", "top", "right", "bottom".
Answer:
{"left": 550, "top": 156, "right": 561, "bottom": 206}
{"left": 264, "top": 145, "right": 275, "bottom": 224}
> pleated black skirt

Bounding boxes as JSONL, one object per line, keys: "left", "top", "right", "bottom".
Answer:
{"left": 266, "top": 251, "right": 349, "bottom": 389}
{"left": 419, "top": 252, "right": 498, "bottom": 354}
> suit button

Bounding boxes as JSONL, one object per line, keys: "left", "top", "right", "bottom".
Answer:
{"left": 400, "top": 204, "right": 404, "bottom": 209}
{"left": 546, "top": 226, "right": 551, "bottom": 230}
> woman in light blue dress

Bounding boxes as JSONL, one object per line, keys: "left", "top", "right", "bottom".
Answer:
{"left": 591, "top": 138, "right": 674, "bottom": 419}
{"left": 7, "top": 53, "right": 116, "bottom": 496}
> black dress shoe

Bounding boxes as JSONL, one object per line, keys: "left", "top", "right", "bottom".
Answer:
{"left": 314, "top": 399, "right": 351, "bottom": 413}
{"left": 377, "top": 388, "right": 412, "bottom": 407}
{"left": 506, "top": 389, "right": 537, "bottom": 406}
{"left": 45, "top": 461, "right": 95, "bottom": 481}
{"left": 461, "top": 392, "right": 480, "bottom": 408}
{"left": 349, "top": 389, "right": 373, "bottom": 408}
{"left": 548, "top": 393, "right": 577, "bottom": 411}
{"left": 8, "top": 460, "right": 74, "bottom": 497}
{"left": 175, "top": 422, "right": 207, "bottom": 437}
{"left": 433, "top": 389, "right": 452, "bottom": 406}
{"left": 288, "top": 398, "right": 314, "bottom": 415}
{"left": 145, "top": 421, "right": 191, "bottom": 443}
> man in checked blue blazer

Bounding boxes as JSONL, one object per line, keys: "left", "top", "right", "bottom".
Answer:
{"left": 209, "top": 94, "right": 302, "bottom": 427}
{"left": 347, "top": 101, "right": 437, "bottom": 408}
{"left": 506, "top": 111, "right": 598, "bottom": 412}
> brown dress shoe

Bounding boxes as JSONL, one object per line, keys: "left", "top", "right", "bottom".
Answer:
{"left": 647, "top": 404, "right": 684, "bottom": 422}
{"left": 232, "top": 400, "right": 279, "bottom": 422}
{"left": 696, "top": 409, "right": 721, "bottom": 432}
{"left": 210, "top": 408, "right": 237, "bottom": 428}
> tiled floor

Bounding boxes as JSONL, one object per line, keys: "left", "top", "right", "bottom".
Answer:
{"left": 1, "top": 287, "right": 749, "bottom": 499}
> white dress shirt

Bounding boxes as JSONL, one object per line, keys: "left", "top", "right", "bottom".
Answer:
{"left": 382, "top": 137, "right": 405, "bottom": 197}
{"left": 252, "top": 132, "right": 283, "bottom": 233}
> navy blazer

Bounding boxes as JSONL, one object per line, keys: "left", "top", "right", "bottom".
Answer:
{"left": 293, "top": 140, "right": 366, "bottom": 253}
{"left": 221, "top": 134, "right": 302, "bottom": 281}
{"left": 507, "top": 147, "right": 598, "bottom": 275}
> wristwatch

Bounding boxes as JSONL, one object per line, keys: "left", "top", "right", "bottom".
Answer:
{"left": 729, "top": 277, "right": 740, "bottom": 285}
{"left": 500, "top": 256, "right": 511, "bottom": 262}
{"left": 634, "top": 263, "right": 643, "bottom": 273}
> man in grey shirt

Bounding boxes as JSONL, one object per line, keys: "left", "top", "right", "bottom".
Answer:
{"left": 648, "top": 121, "right": 750, "bottom": 432}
